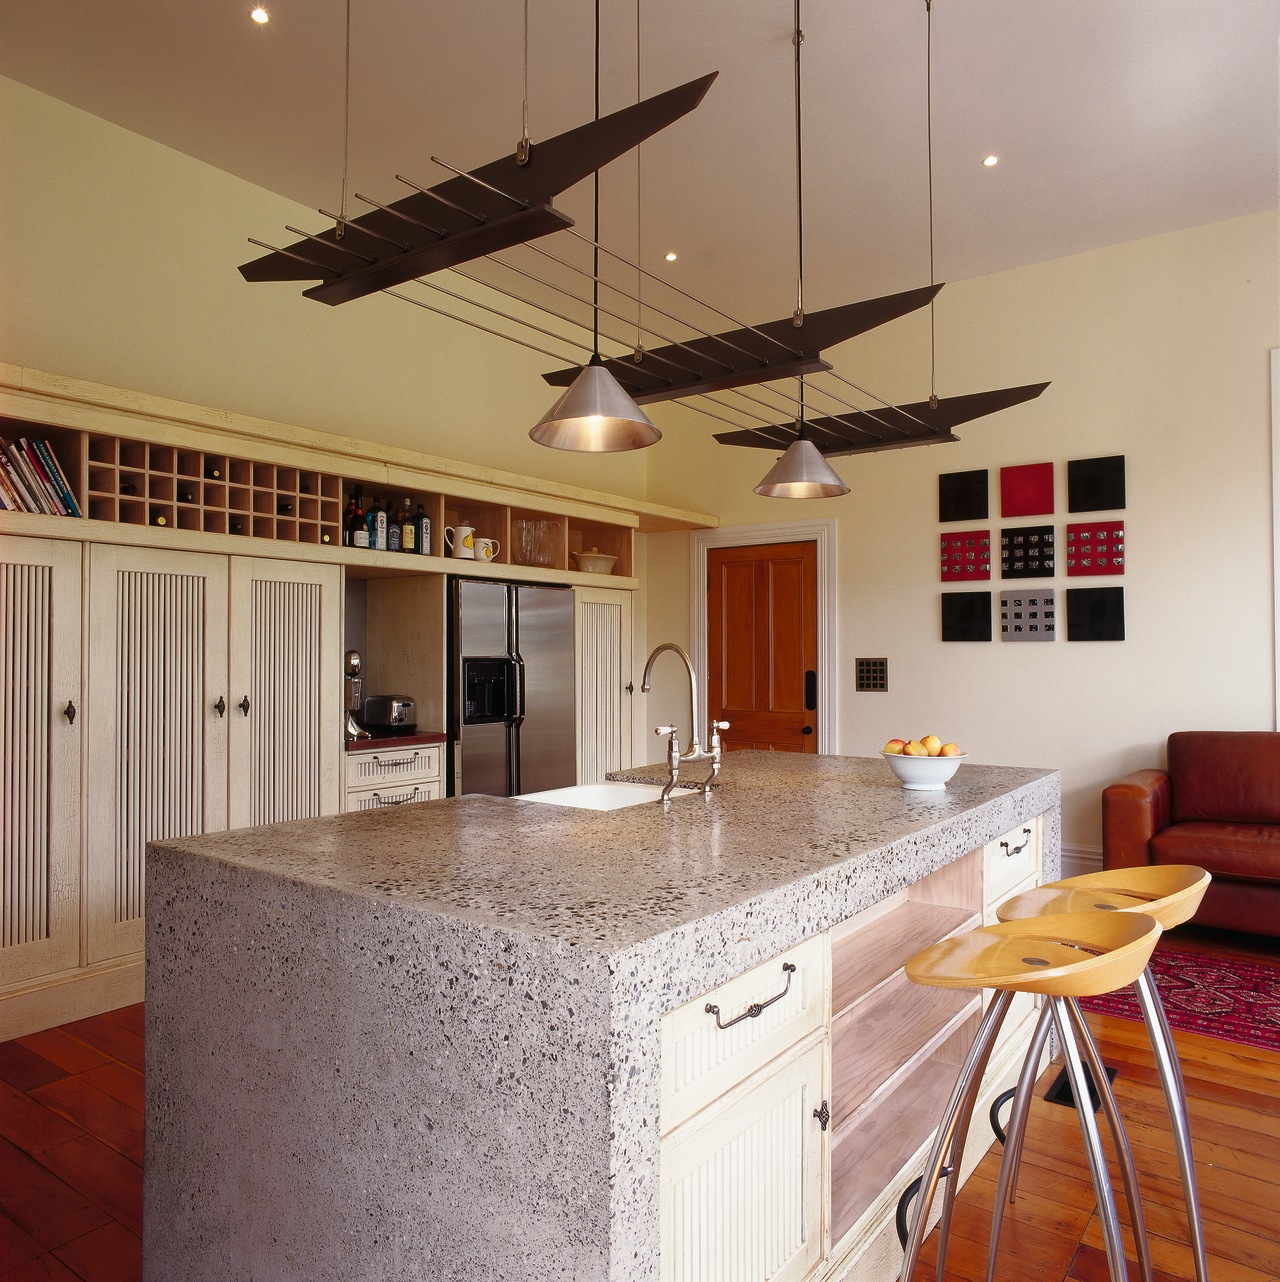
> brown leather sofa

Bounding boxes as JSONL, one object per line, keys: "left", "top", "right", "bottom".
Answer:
{"left": 1102, "top": 730, "right": 1280, "bottom": 937}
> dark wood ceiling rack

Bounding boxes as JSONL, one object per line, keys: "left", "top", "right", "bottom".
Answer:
{"left": 713, "top": 382, "right": 1051, "bottom": 456}
{"left": 239, "top": 72, "right": 718, "bottom": 306}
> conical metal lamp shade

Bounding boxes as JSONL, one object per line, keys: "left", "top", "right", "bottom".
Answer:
{"left": 753, "top": 434, "right": 849, "bottom": 498}
{"left": 530, "top": 361, "right": 661, "bottom": 452}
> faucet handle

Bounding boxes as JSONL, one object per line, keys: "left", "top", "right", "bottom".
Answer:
{"left": 655, "top": 724, "right": 678, "bottom": 737}
{"left": 711, "top": 719, "right": 730, "bottom": 731}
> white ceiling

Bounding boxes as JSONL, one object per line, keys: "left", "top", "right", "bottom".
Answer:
{"left": 1, "top": 0, "right": 1277, "bottom": 361}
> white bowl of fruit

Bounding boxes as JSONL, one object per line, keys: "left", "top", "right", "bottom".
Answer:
{"left": 881, "top": 736, "right": 967, "bottom": 790}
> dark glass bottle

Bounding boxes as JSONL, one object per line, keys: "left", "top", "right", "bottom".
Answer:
{"left": 413, "top": 503, "right": 431, "bottom": 556}
{"left": 204, "top": 461, "right": 222, "bottom": 480}
{"left": 342, "top": 493, "right": 357, "bottom": 546}
{"left": 352, "top": 491, "right": 369, "bottom": 549}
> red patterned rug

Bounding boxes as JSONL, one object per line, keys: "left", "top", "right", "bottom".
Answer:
{"left": 1079, "top": 948, "right": 1280, "bottom": 1053}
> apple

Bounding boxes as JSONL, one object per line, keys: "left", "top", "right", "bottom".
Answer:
{"left": 940, "top": 743, "right": 963, "bottom": 757}
{"left": 883, "top": 738, "right": 907, "bottom": 755}
{"left": 903, "top": 739, "right": 929, "bottom": 757}
{"left": 920, "top": 734, "right": 943, "bottom": 757}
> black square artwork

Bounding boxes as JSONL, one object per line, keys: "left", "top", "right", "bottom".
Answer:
{"left": 939, "top": 469, "right": 989, "bottom": 522}
{"left": 1067, "top": 455, "right": 1126, "bottom": 513}
{"left": 941, "top": 592, "right": 992, "bottom": 642}
{"left": 1066, "top": 586, "right": 1125, "bottom": 641}
{"left": 1000, "top": 525, "right": 1055, "bottom": 579}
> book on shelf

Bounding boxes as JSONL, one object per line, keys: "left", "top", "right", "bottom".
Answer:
{"left": 18, "top": 439, "right": 66, "bottom": 515}
{"left": 31, "top": 439, "right": 82, "bottom": 517}
{"left": 1, "top": 443, "right": 43, "bottom": 512}
{"left": 0, "top": 438, "right": 82, "bottom": 516}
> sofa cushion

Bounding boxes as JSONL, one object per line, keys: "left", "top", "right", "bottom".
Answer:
{"left": 1167, "top": 731, "right": 1280, "bottom": 824}
{"left": 1150, "top": 822, "right": 1280, "bottom": 884}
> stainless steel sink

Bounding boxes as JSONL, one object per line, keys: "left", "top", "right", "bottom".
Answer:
{"left": 518, "top": 781, "right": 697, "bottom": 810}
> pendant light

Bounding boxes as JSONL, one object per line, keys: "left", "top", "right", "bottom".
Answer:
{"left": 529, "top": 0, "right": 660, "bottom": 452}
{"left": 753, "top": 381, "right": 849, "bottom": 498}
{"left": 755, "top": 0, "right": 848, "bottom": 498}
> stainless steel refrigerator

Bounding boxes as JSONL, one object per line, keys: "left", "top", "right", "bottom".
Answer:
{"left": 449, "top": 578, "right": 577, "bottom": 796}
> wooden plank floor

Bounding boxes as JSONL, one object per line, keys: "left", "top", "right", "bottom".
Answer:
{"left": 0, "top": 928, "right": 1275, "bottom": 1281}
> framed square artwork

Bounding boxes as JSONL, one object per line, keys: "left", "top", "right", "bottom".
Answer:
{"left": 999, "top": 462, "right": 1054, "bottom": 518}
{"left": 1066, "top": 586, "right": 1125, "bottom": 641}
{"left": 1000, "top": 590, "right": 1056, "bottom": 641}
{"left": 941, "top": 592, "right": 992, "bottom": 642}
{"left": 1065, "top": 521, "right": 1125, "bottom": 576}
{"left": 939, "top": 469, "right": 989, "bottom": 522}
{"left": 1000, "top": 525, "right": 1055, "bottom": 579}
{"left": 941, "top": 529, "right": 991, "bottom": 582}
{"left": 1067, "top": 455, "right": 1126, "bottom": 513}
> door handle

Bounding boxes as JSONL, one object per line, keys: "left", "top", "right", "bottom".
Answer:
{"left": 214, "top": 696, "right": 226, "bottom": 718}
{"left": 804, "top": 670, "right": 817, "bottom": 711}
{"left": 239, "top": 695, "right": 251, "bottom": 716}
{"left": 802, "top": 725, "right": 813, "bottom": 736}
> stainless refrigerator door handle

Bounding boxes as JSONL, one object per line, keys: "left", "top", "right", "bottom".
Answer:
{"left": 512, "top": 654, "right": 527, "bottom": 726}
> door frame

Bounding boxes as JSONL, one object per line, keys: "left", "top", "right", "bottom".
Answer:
{"left": 691, "top": 519, "right": 838, "bottom": 754}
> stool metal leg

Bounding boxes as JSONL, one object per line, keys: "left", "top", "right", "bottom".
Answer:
{"left": 1134, "top": 965, "right": 1209, "bottom": 1282}
{"left": 1051, "top": 997, "right": 1130, "bottom": 1282}
{"left": 986, "top": 1004, "right": 1052, "bottom": 1282}
{"left": 1065, "top": 997, "right": 1154, "bottom": 1282}
{"left": 901, "top": 990, "right": 1014, "bottom": 1282}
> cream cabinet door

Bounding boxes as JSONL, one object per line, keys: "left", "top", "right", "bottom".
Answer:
{"left": 574, "top": 586, "right": 633, "bottom": 783}
{"left": 227, "top": 557, "right": 340, "bottom": 830}
{"left": 86, "top": 545, "right": 229, "bottom": 964}
{"left": 0, "top": 536, "right": 82, "bottom": 987}
{"left": 661, "top": 1037, "right": 828, "bottom": 1282}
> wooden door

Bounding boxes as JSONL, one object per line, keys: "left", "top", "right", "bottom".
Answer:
{"left": 708, "top": 542, "right": 817, "bottom": 752}
{"left": 227, "top": 557, "right": 341, "bottom": 830}
{"left": 0, "top": 536, "right": 82, "bottom": 988}
{"left": 86, "top": 545, "right": 228, "bottom": 964}
{"left": 574, "top": 586, "right": 633, "bottom": 783}
{"left": 660, "top": 1037, "right": 828, "bottom": 1282}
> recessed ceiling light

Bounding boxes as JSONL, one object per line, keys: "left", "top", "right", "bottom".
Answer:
{"left": 250, "top": 6, "right": 270, "bottom": 23}
{"left": 664, "top": 252, "right": 678, "bottom": 263}
{"left": 982, "top": 154, "right": 999, "bottom": 168}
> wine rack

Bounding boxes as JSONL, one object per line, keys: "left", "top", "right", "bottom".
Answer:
{"left": 84, "top": 435, "right": 342, "bottom": 545}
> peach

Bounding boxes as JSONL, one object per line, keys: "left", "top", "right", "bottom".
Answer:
{"left": 883, "top": 738, "right": 907, "bottom": 755}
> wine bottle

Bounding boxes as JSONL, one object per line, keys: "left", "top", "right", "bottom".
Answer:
{"left": 352, "top": 492, "right": 369, "bottom": 549}
{"left": 120, "top": 479, "right": 138, "bottom": 496}
{"left": 413, "top": 503, "right": 431, "bottom": 555}
{"left": 398, "top": 499, "right": 414, "bottom": 553}
{"left": 178, "top": 488, "right": 196, "bottom": 504}
{"left": 150, "top": 508, "right": 168, "bottom": 527}
{"left": 342, "top": 493, "right": 357, "bottom": 546}
{"left": 277, "top": 499, "right": 295, "bottom": 516}
{"left": 204, "top": 462, "right": 222, "bottom": 480}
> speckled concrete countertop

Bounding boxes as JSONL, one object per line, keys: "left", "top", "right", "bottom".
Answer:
{"left": 144, "top": 752, "right": 1058, "bottom": 1282}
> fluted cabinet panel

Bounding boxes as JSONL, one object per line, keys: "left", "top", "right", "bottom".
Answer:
{"left": 0, "top": 537, "right": 81, "bottom": 987}
{"left": 661, "top": 1039, "right": 827, "bottom": 1282}
{"left": 574, "top": 588, "right": 632, "bottom": 785}
{"left": 86, "top": 545, "right": 228, "bottom": 965}
{"left": 227, "top": 559, "right": 339, "bottom": 831}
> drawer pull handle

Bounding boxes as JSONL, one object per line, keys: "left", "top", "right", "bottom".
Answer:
{"left": 813, "top": 1099, "right": 830, "bottom": 1131}
{"left": 705, "top": 962, "right": 796, "bottom": 1031}
{"left": 1000, "top": 827, "right": 1032, "bottom": 858}
{"left": 371, "top": 787, "right": 420, "bottom": 807}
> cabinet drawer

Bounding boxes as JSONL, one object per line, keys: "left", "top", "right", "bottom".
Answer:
{"left": 984, "top": 818, "right": 1040, "bottom": 910}
{"left": 661, "top": 934, "right": 828, "bottom": 1136}
{"left": 347, "top": 744, "right": 441, "bottom": 788}
{"left": 345, "top": 779, "right": 442, "bottom": 811}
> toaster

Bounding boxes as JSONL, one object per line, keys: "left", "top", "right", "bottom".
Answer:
{"left": 362, "top": 695, "right": 417, "bottom": 733}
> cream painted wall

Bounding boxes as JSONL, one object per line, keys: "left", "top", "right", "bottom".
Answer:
{"left": 641, "top": 211, "right": 1280, "bottom": 851}
{"left": 0, "top": 76, "right": 649, "bottom": 502}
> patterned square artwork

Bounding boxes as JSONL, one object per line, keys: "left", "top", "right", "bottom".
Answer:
{"left": 1065, "top": 521, "right": 1125, "bottom": 576}
{"left": 1000, "top": 525, "right": 1055, "bottom": 579}
{"left": 999, "top": 462, "right": 1054, "bottom": 518}
{"left": 940, "top": 530, "right": 991, "bottom": 582}
{"left": 1000, "top": 590, "right": 1056, "bottom": 642}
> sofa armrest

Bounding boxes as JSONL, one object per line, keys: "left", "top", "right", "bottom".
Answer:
{"left": 1102, "top": 770, "right": 1171, "bottom": 869}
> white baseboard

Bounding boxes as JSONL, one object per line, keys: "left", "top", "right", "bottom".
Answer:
{"left": 1061, "top": 844, "right": 1103, "bottom": 878}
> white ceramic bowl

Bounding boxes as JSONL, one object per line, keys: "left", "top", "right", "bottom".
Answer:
{"left": 572, "top": 549, "right": 617, "bottom": 575}
{"left": 882, "top": 750, "right": 967, "bottom": 791}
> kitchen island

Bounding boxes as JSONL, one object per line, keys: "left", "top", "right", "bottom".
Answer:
{"left": 144, "top": 751, "right": 1058, "bottom": 1282}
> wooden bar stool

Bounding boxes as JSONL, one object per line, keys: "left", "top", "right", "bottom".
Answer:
{"left": 995, "top": 865, "right": 1212, "bottom": 1282}
{"left": 900, "top": 910, "right": 1163, "bottom": 1282}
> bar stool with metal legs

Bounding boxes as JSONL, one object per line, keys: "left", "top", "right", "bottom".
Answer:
{"left": 994, "top": 864, "right": 1212, "bottom": 1282}
{"left": 899, "top": 910, "right": 1163, "bottom": 1282}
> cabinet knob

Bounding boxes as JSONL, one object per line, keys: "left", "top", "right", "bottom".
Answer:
{"left": 813, "top": 1099, "right": 830, "bottom": 1132}
{"left": 239, "top": 695, "right": 251, "bottom": 717}
{"left": 214, "top": 696, "right": 226, "bottom": 718}
{"left": 63, "top": 700, "right": 77, "bottom": 725}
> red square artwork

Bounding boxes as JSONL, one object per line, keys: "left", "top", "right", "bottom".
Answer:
{"left": 1000, "top": 462, "right": 1054, "bottom": 518}
{"left": 940, "top": 530, "right": 991, "bottom": 582}
{"left": 1065, "top": 521, "right": 1125, "bottom": 576}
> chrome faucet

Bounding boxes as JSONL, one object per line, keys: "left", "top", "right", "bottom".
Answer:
{"left": 640, "top": 642, "right": 730, "bottom": 800}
